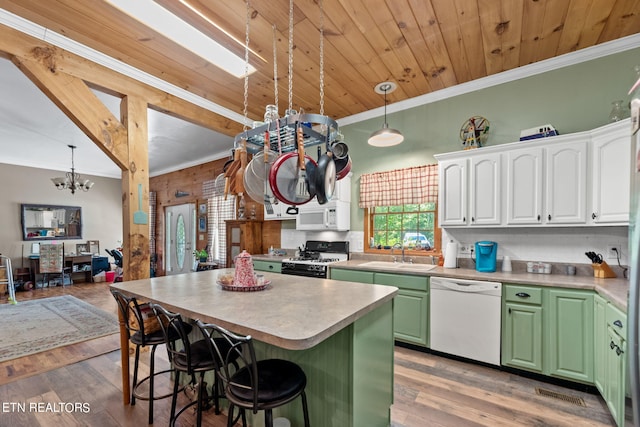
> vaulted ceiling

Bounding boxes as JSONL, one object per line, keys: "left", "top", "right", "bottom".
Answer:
{"left": 1, "top": 0, "right": 639, "bottom": 176}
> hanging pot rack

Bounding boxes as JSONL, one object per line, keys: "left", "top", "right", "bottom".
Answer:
{"left": 233, "top": 0, "right": 340, "bottom": 155}
{"left": 234, "top": 113, "right": 339, "bottom": 154}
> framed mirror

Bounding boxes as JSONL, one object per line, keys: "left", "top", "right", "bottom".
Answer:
{"left": 21, "top": 204, "right": 82, "bottom": 241}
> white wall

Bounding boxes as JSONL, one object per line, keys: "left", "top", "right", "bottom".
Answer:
{"left": 279, "top": 226, "right": 629, "bottom": 267}
{"left": 323, "top": 47, "right": 639, "bottom": 268}
{"left": 442, "top": 227, "right": 628, "bottom": 266}
{"left": 0, "top": 163, "right": 123, "bottom": 269}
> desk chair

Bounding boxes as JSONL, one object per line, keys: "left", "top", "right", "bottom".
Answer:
{"left": 111, "top": 290, "right": 188, "bottom": 425}
{"left": 195, "top": 320, "right": 310, "bottom": 427}
{"left": 152, "top": 304, "right": 236, "bottom": 427}
{"left": 39, "top": 243, "right": 70, "bottom": 287}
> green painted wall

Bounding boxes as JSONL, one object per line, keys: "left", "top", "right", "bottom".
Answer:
{"left": 341, "top": 47, "right": 640, "bottom": 231}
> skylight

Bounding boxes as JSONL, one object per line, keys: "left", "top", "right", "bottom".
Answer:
{"left": 105, "top": 0, "right": 256, "bottom": 78}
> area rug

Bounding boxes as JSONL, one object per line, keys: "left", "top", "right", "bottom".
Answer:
{"left": 0, "top": 295, "right": 120, "bottom": 362}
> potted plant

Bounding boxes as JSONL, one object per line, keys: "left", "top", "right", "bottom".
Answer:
{"left": 194, "top": 248, "right": 208, "bottom": 262}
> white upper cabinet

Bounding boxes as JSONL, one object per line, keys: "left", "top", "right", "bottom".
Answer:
{"left": 545, "top": 138, "right": 587, "bottom": 224}
{"left": 506, "top": 147, "right": 543, "bottom": 225}
{"left": 438, "top": 153, "right": 501, "bottom": 226}
{"left": 590, "top": 122, "right": 630, "bottom": 224}
{"left": 435, "top": 119, "right": 630, "bottom": 228}
{"left": 469, "top": 153, "right": 502, "bottom": 225}
{"left": 438, "top": 158, "right": 468, "bottom": 226}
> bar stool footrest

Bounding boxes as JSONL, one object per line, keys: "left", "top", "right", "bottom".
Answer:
{"left": 132, "top": 368, "right": 183, "bottom": 402}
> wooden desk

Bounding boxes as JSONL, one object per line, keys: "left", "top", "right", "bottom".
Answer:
{"left": 111, "top": 269, "right": 397, "bottom": 427}
{"left": 66, "top": 255, "right": 93, "bottom": 282}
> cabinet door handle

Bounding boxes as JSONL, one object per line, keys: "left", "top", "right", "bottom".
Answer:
{"left": 537, "top": 214, "right": 541, "bottom": 221}
{"left": 515, "top": 292, "right": 530, "bottom": 298}
{"left": 613, "top": 320, "right": 623, "bottom": 328}
{"left": 592, "top": 212, "right": 597, "bottom": 220}
{"left": 268, "top": 265, "right": 274, "bottom": 270}
{"left": 548, "top": 214, "right": 552, "bottom": 221}
{"left": 471, "top": 216, "right": 475, "bottom": 222}
{"left": 616, "top": 346, "right": 624, "bottom": 356}
{"left": 508, "top": 307, "right": 511, "bottom": 314}
{"left": 610, "top": 340, "right": 616, "bottom": 350}
{"left": 463, "top": 216, "right": 466, "bottom": 222}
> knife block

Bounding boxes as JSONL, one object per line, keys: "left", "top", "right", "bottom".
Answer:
{"left": 592, "top": 261, "right": 617, "bottom": 278}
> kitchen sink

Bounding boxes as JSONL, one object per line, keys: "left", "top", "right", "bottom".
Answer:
{"left": 358, "top": 261, "right": 437, "bottom": 271}
{"left": 396, "top": 263, "right": 437, "bottom": 271}
{"left": 358, "top": 261, "right": 401, "bottom": 269}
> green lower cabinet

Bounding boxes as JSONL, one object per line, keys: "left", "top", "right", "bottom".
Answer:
{"left": 392, "top": 290, "right": 429, "bottom": 346}
{"left": 252, "top": 260, "right": 282, "bottom": 273}
{"left": 502, "top": 285, "right": 595, "bottom": 384}
{"left": 329, "top": 268, "right": 374, "bottom": 284}
{"left": 595, "top": 300, "right": 627, "bottom": 427}
{"left": 546, "top": 288, "right": 594, "bottom": 383}
{"left": 374, "top": 273, "right": 429, "bottom": 347}
{"left": 502, "top": 302, "right": 543, "bottom": 372}
{"left": 502, "top": 284, "right": 543, "bottom": 373}
{"left": 330, "top": 269, "right": 429, "bottom": 347}
{"left": 605, "top": 325, "right": 626, "bottom": 426}
{"left": 594, "top": 295, "right": 607, "bottom": 394}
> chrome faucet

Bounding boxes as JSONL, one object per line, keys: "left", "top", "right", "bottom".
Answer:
{"left": 391, "top": 243, "right": 405, "bottom": 263}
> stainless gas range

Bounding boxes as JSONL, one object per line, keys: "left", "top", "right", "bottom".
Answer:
{"left": 281, "top": 241, "right": 349, "bottom": 278}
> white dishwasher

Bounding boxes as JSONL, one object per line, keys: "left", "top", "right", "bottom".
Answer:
{"left": 430, "top": 276, "right": 502, "bottom": 366}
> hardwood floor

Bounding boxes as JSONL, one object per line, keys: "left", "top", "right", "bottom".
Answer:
{"left": 0, "top": 283, "right": 616, "bottom": 426}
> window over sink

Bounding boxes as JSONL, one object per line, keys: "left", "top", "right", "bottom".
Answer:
{"left": 365, "top": 203, "right": 440, "bottom": 256}
{"left": 359, "top": 163, "right": 440, "bottom": 257}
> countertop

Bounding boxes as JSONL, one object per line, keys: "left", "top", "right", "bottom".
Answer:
{"left": 252, "top": 255, "right": 630, "bottom": 311}
{"left": 110, "top": 268, "right": 397, "bottom": 350}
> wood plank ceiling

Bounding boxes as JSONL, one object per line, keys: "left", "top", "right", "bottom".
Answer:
{"left": 2, "top": 0, "right": 639, "bottom": 137}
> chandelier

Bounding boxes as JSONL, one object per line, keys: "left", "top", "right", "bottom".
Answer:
{"left": 51, "top": 145, "right": 94, "bottom": 194}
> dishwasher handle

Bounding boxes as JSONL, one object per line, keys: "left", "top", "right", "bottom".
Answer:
{"left": 431, "top": 277, "right": 501, "bottom": 294}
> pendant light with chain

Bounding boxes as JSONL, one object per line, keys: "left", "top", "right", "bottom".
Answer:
{"left": 368, "top": 81, "right": 404, "bottom": 147}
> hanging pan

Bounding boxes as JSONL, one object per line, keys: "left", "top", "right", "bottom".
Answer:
{"left": 314, "top": 141, "right": 336, "bottom": 205}
{"left": 243, "top": 132, "right": 278, "bottom": 205}
{"left": 335, "top": 155, "right": 352, "bottom": 181}
{"left": 269, "top": 124, "right": 316, "bottom": 209}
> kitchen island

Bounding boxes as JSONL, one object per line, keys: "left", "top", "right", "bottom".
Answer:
{"left": 111, "top": 269, "right": 397, "bottom": 427}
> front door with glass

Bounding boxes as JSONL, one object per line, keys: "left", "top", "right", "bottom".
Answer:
{"left": 165, "top": 203, "right": 196, "bottom": 275}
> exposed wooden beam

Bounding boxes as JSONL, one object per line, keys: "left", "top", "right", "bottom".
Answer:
{"left": 120, "top": 95, "right": 150, "bottom": 282}
{"left": 0, "top": 23, "right": 243, "bottom": 136}
{"left": 11, "top": 53, "right": 129, "bottom": 170}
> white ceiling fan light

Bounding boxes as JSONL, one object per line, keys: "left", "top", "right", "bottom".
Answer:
{"left": 368, "top": 82, "right": 404, "bottom": 147}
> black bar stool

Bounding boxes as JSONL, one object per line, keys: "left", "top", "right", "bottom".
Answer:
{"left": 152, "top": 303, "right": 238, "bottom": 427}
{"left": 195, "top": 320, "right": 310, "bottom": 427}
{"left": 111, "top": 290, "right": 189, "bottom": 424}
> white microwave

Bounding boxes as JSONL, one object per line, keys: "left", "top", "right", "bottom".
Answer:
{"left": 296, "top": 200, "right": 350, "bottom": 231}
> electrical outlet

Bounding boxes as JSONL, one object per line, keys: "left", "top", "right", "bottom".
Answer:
{"left": 459, "top": 243, "right": 471, "bottom": 254}
{"left": 607, "top": 244, "right": 621, "bottom": 259}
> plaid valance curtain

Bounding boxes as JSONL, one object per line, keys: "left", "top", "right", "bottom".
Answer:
{"left": 359, "top": 164, "right": 439, "bottom": 209}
